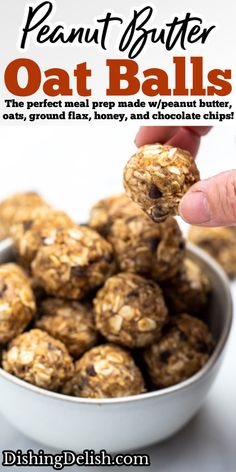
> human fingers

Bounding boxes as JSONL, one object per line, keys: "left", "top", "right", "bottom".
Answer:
{"left": 179, "top": 170, "right": 236, "bottom": 226}
{"left": 135, "top": 126, "right": 211, "bottom": 157}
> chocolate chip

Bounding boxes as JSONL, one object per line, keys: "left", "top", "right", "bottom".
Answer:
{"left": 160, "top": 350, "right": 171, "bottom": 363}
{"left": 71, "top": 266, "right": 87, "bottom": 277}
{"left": 162, "top": 322, "right": 172, "bottom": 336}
{"left": 179, "top": 241, "right": 185, "bottom": 250}
{"left": 179, "top": 331, "right": 188, "bottom": 342}
{"left": 196, "top": 341, "right": 208, "bottom": 353}
{"left": 103, "top": 253, "right": 113, "bottom": 263}
{"left": 151, "top": 205, "right": 168, "bottom": 222}
{"left": 149, "top": 237, "right": 161, "bottom": 252}
{"left": 0, "top": 283, "right": 7, "bottom": 298}
{"left": 86, "top": 365, "right": 97, "bottom": 376}
{"left": 23, "top": 220, "right": 33, "bottom": 232}
{"left": 100, "top": 222, "right": 112, "bottom": 238}
{"left": 148, "top": 183, "right": 162, "bottom": 199}
{"left": 126, "top": 289, "right": 139, "bottom": 299}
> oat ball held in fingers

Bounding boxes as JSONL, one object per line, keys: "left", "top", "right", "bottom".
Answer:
{"left": 124, "top": 144, "right": 200, "bottom": 222}
{"left": 32, "top": 225, "right": 115, "bottom": 299}
{"left": 0, "top": 263, "right": 36, "bottom": 345}
{"left": 144, "top": 314, "right": 215, "bottom": 388}
{"left": 89, "top": 193, "right": 140, "bottom": 237}
{"left": 162, "top": 258, "right": 210, "bottom": 315}
{"left": 36, "top": 298, "right": 99, "bottom": 358}
{"left": 109, "top": 214, "right": 185, "bottom": 281}
{"left": 94, "top": 273, "right": 168, "bottom": 348}
{"left": 0, "top": 192, "right": 51, "bottom": 237}
{"left": 3, "top": 329, "right": 74, "bottom": 391}
{"left": 11, "top": 210, "right": 73, "bottom": 266}
{"left": 62, "top": 344, "right": 145, "bottom": 398}
{"left": 188, "top": 226, "right": 236, "bottom": 278}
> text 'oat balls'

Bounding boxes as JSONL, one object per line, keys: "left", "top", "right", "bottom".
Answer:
{"left": 94, "top": 273, "right": 168, "bottom": 348}
{"left": 62, "top": 344, "right": 146, "bottom": 399}
{"left": 144, "top": 314, "right": 215, "bottom": 388}
{"left": 0, "top": 263, "right": 35, "bottom": 345}
{"left": 32, "top": 225, "right": 116, "bottom": 299}
{"left": 3, "top": 329, "right": 74, "bottom": 392}
{"left": 36, "top": 298, "right": 99, "bottom": 358}
{"left": 109, "top": 213, "right": 185, "bottom": 281}
{"left": 188, "top": 226, "right": 236, "bottom": 279}
{"left": 124, "top": 144, "right": 200, "bottom": 222}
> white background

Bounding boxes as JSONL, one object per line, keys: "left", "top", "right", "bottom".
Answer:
{"left": 0, "top": 124, "right": 236, "bottom": 471}
{"left": 0, "top": 124, "right": 236, "bottom": 222}
{"left": 0, "top": 0, "right": 236, "bottom": 125}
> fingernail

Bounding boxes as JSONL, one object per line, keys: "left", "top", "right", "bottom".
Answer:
{"left": 179, "top": 191, "right": 210, "bottom": 224}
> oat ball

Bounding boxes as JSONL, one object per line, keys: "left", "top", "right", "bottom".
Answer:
{"left": 11, "top": 210, "right": 73, "bottom": 266}
{"left": 144, "top": 314, "right": 215, "bottom": 388}
{"left": 94, "top": 273, "right": 168, "bottom": 348}
{"left": 89, "top": 193, "right": 140, "bottom": 237}
{"left": 0, "top": 263, "right": 36, "bottom": 345}
{"left": 3, "top": 329, "right": 74, "bottom": 391}
{"left": 162, "top": 258, "right": 210, "bottom": 315}
{"left": 109, "top": 214, "right": 185, "bottom": 281}
{"left": 36, "top": 298, "right": 99, "bottom": 358}
{"left": 0, "top": 192, "right": 51, "bottom": 237}
{"left": 32, "top": 225, "right": 115, "bottom": 299}
{"left": 62, "top": 344, "right": 145, "bottom": 398}
{"left": 188, "top": 226, "right": 236, "bottom": 278}
{"left": 124, "top": 144, "right": 200, "bottom": 222}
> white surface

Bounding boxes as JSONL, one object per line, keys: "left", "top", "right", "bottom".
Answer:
{"left": 0, "top": 124, "right": 236, "bottom": 470}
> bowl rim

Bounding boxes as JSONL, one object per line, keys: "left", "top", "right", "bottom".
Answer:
{"left": 0, "top": 240, "right": 233, "bottom": 406}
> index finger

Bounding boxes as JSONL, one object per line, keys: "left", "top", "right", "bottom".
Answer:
{"left": 135, "top": 126, "right": 212, "bottom": 157}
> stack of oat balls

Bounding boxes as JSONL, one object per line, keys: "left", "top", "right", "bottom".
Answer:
{"left": 0, "top": 144, "right": 217, "bottom": 399}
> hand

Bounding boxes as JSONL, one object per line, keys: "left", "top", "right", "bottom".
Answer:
{"left": 135, "top": 126, "right": 236, "bottom": 227}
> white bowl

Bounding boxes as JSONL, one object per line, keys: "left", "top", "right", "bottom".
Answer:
{"left": 0, "top": 240, "right": 232, "bottom": 452}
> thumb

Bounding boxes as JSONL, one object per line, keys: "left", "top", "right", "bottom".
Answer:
{"left": 179, "top": 170, "right": 236, "bottom": 227}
